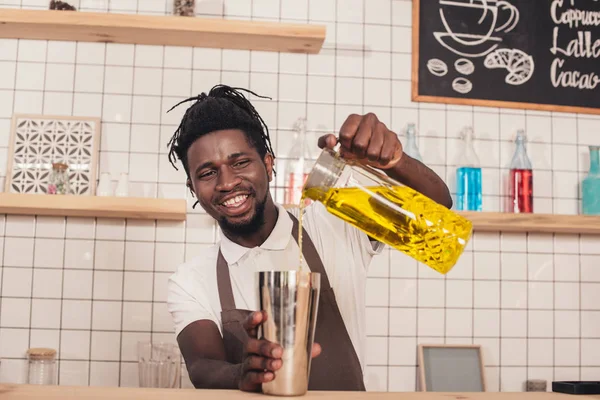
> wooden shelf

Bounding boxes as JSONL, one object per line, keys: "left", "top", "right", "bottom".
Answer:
{"left": 0, "top": 9, "right": 326, "bottom": 54}
{"left": 0, "top": 193, "right": 187, "bottom": 221}
{"left": 459, "top": 211, "right": 600, "bottom": 235}
{"left": 283, "top": 204, "right": 600, "bottom": 235}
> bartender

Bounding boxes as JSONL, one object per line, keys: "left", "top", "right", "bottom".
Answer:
{"left": 166, "top": 84, "right": 452, "bottom": 392}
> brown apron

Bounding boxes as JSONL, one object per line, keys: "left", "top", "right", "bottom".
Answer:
{"left": 216, "top": 211, "right": 366, "bottom": 391}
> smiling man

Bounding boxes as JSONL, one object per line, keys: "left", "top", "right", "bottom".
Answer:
{"left": 166, "top": 85, "right": 452, "bottom": 392}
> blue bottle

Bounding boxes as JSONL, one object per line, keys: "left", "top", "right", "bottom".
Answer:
{"left": 582, "top": 145, "right": 600, "bottom": 215}
{"left": 456, "top": 127, "right": 482, "bottom": 211}
{"left": 403, "top": 123, "right": 423, "bottom": 162}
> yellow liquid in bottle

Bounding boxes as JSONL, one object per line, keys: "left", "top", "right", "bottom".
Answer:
{"left": 303, "top": 185, "right": 472, "bottom": 274}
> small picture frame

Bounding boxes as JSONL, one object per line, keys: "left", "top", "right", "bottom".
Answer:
{"left": 5, "top": 114, "right": 101, "bottom": 196}
{"left": 417, "top": 344, "right": 486, "bottom": 392}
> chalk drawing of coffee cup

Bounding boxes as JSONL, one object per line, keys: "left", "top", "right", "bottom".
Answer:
{"left": 434, "top": 0, "right": 520, "bottom": 58}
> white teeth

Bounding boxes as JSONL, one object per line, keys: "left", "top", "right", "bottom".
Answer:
{"left": 223, "top": 195, "right": 248, "bottom": 207}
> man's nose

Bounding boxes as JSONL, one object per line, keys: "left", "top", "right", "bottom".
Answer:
{"left": 215, "top": 167, "right": 242, "bottom": 191}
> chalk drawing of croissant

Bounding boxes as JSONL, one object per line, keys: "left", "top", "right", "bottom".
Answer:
{"left": 484, "top": 48, "right": 535, "bottom": 85}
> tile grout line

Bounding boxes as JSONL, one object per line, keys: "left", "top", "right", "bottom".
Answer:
{"left": 86, "top": 216, "right": 98, "bottom": 386}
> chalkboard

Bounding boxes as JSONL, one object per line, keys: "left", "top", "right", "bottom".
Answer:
{"left": 411, "top": 0, "right": 600, "bottom": 115}
{"left": 417, "top": 344, "right": 486, "bottom": 392}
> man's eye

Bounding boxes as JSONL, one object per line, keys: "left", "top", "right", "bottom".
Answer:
{"left": 234, "top": 160, "right": 250, "bottom": 167}
{"left": 199, "top": 171, "right": 215, "bottom": 179}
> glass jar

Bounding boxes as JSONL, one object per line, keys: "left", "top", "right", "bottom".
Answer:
{"left": 173, "top": 0, "right": 195, "bottom": 16}
{"left": 302, "top": 148, "right": 473, "bottom": 275}
{"left": 27, "top": 348, "right": 57, "bottom": 385}
{"left": 47, "top": 162, "right": 71, "bottom": 195}
{"left": 582, "top": 145, "right": 600, "bottom": 215}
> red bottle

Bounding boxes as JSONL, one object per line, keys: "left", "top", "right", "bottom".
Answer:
{"left": 508, "top": 130, "right": 533, "bottom": 213}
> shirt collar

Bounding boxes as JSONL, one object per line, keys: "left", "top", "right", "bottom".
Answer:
{"left": 219, "top": 202, "right": 293, "bottom": 265}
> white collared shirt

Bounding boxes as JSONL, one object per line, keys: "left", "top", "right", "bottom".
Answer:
{"left": 167, "top": 202, "right": 384, "bottom": 372}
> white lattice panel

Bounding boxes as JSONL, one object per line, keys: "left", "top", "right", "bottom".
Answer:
{"left": 5, "top": 114, "right": 101, "bottom": 195}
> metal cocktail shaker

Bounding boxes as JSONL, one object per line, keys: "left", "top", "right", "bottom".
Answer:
{"left": 258, "top": 270, "right": 321, "bottom": 396}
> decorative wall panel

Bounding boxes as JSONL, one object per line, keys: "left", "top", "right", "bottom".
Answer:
{"left": 5, "top": 114, "right": 101, "bottom": 196}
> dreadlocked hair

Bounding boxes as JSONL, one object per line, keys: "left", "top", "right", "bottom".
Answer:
{"left": 166, "top": 84, "right": 276, "bottom": 178}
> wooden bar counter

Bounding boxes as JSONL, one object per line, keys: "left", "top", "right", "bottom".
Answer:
{"left": 1, "top": 384, "right": 600, "bottom": 400}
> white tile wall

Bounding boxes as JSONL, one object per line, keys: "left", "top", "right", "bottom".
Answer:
{"left": 1, "top": 0, "right": 600, "bottom": 393}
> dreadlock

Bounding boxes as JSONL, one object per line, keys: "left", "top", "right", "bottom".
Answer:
{"left": 166, "top": 84, "right": 276, "bottom": 179}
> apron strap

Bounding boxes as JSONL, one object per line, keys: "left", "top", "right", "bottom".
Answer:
{"left": 216, "top": 250, "right": 236, "bottom": 311}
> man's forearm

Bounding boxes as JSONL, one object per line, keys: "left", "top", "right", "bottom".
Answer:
{"left": 385, "top": 154, "right": 453, "bottom": 209}
{"left": 187, "top": 358, "right": 241, "bottom": 389}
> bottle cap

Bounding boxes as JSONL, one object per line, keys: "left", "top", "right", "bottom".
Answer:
{"left": 52, "top": 162, "right": 68, "bottom": 171}
{"left": 27, "top": 348, "right": 57, "bottom": 361}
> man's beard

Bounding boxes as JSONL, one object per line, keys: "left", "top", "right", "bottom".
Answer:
{"left": 218, "top": 191, "right": 268, "bottom": 237}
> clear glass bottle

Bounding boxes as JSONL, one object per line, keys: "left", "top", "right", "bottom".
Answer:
{"left": 47, "top": 162, "right": 70, "bottom": 195}
{"left": 582, "top": 145, "right": 600, "bottom": 215}
{"left": 284, "top": 118, "right": 314, "bottom": 206}
{"left": 96, "top": 172, "right": 112, "bottom": 196}
{"left": 27, "top": 348, "right": 57, "bottom": 385}
{"left": 403, "top": 123, "right": 423, "bottom": 162}
{"left": 302, "top": 147, "right": 473, "bottom": 275}
{"left": 115, "top": 172, "right": 129, "bottom": 197}
{"left": 455, "top": 126, "right": 482, "bottom": 211}
{"left": 508, "top": 129, "right": 533, "bottom": 213}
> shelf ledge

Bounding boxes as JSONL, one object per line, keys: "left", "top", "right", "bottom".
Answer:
{"left": 0, "top": 9, "right": 326, "bottom": 54}
{"left": 0, "top": 193, "right": 187, "bottom": 221}
{"left": 283, "top": 204, "right": 600, "bottom": 235}
{"left": 459, "top": 211, "right": 600, "bottom": 235}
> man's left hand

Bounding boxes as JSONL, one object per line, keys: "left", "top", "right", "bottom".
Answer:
{"left": 318, "top": 113, "right": 403, "bottom": 170}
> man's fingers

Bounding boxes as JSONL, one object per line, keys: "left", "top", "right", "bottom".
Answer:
{"left": 350, "top": 116, "right": 373, "bottom": 159}
{"left": 311, "top": 343, "right": 322, "bottom": 358}
{"left": 242, "top": 311, "right": 266, "bottom": 332}
{"left": 244, "top": 354, "right": 282, "bottom": 372}
{"left": 365, "top": 122, "right": 385, "bottom": 162}
{"left": 239, "top": 371, "right": 274, "bottom": 391}
{"left": 338, "top": 114, "right": 362, "bottom": 150}
{"left": 318, "top": 134, "right": 337, "bottom": 149}
{"left": 246, "top": 338, "right": 283, "bottom": 358}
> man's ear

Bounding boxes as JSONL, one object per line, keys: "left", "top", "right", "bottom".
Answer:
{"left": 186, "top": 178, "right": 195, "bottom": 197}
{"left": 264, "top": 153, "right": 274, "bottom": 182}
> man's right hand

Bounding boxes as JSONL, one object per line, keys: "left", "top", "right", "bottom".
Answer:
{"left": 238, "top": 311, "right": 322, "bottom": 392}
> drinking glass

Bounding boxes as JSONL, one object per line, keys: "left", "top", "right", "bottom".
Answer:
{"left": 137, "top": 341, "right": 181, "bottom": 388}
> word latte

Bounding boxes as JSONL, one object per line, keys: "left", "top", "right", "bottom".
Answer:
{"left": 550, "top": 0, "right": 600, "bottom": 90}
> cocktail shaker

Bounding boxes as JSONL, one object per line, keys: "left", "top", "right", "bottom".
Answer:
{"left": 258, "top": 270, "right": 321, "bottom": 396}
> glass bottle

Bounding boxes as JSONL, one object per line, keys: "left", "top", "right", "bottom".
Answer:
{"left": 455, "top": 126, "right": 482, "bottom": 211}
{"left": 508, "top": 129, "right": 533, "bottom": 213}
{"left": 302, "top": 147, "right": 473, "bottom": 275}
{"left": 96, "top": 172, "right": 112, "bottom": 196}
{"left": 27, "top": 348, "right": 57, "bottom": 385}
{"left": 47, "top": 162, "right": 70, "bottom": 195}
{"left": 115, "top": 172, "right": 129, "bottom": 197}
{"left": 582, "top": 145, "right": 600, "bottom": 215}
{"left": 284, "top": 118, "right": 314, "bottom": 206}
{"left": 403, "top": 123, "right": 423, "bottom": 162}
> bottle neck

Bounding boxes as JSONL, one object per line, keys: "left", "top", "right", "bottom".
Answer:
{"left": 303, "top": 148, "right": 346, "bottom": 202}
{"left": 510, "top": 138, "right": 532, "bottom": 170}
{"left": 459, "top": 130, "right": 480, "bottom": 167}
{"left": 405, "top": 132, "right": 419, "bottom": 152}
{"left": 590, "top": 147, "right": 600, "bottom": 174}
